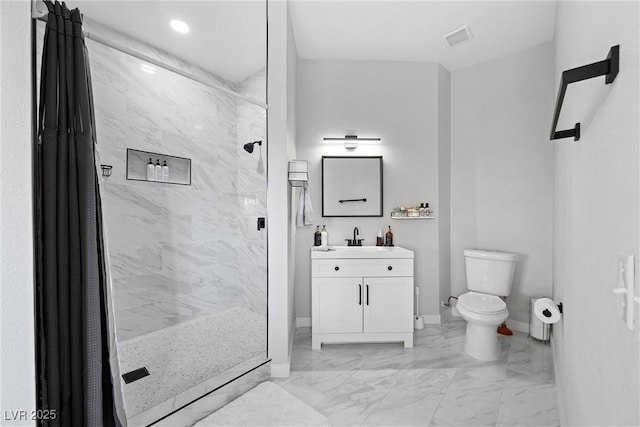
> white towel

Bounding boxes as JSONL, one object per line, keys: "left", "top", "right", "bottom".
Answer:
{"left": 296, "top": 182, "right": 314, "bottom": 226}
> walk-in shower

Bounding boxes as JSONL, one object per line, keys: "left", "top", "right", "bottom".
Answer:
{"left": 35, "top": 1, "right": 268, "bottom": 424}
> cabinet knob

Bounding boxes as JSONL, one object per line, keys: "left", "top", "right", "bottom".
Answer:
{"left": 387, "top": 265, "right": 393, "bottom": 271}
{"left": 334, "top": 266, "right": 340, "bottom": 271}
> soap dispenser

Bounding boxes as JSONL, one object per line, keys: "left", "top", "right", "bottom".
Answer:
{"left": 162, "top": 160, "right": 169, "bottom": 182}
{"left": 320, "top": 225, "right": 328, "bottom": 246}
{"left": 385, "top": 226, "right": 394, "bottom": 247}
{"left": 314, "top": 226, "right": 322, "bottom": 246}
{"left": 146, "top": 158, "right": 155, "bottom": 181}
{"left": 155, "top": 159, "right": 162, "bottom": 181}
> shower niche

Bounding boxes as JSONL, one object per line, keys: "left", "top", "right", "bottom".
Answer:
{"left": 126, "top": 148, "right": 191, "bottom": 185}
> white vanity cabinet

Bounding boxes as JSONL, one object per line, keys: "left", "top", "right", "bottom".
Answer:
{"left": 311, "top": 247, "right": 414, "bottom": 349}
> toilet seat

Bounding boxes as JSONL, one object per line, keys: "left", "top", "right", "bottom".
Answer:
{"left": 458, "top": 292, "right": 506, "bottom": 315}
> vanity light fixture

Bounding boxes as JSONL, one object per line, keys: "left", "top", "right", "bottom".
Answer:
{"left": 170, "top": 19, "right": 190, "bottom": 34}
{"left": 323, "top": 135, "right": 382, "bottom": 150}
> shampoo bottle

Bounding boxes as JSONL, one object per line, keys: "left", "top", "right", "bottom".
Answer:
{"left": 155, "top": 159, "right": 162, "bottom": 181}
{"left": 320, "top": 225, "right": 328, "bottom": 246}
{"left": 146, "top": 158, "right": 155, "bottom": 181}
{"left": 162, "top": 160, "right": 169, "bottom": 182}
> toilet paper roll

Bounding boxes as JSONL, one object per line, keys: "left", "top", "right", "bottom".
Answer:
{"left": 534, "top": 298, "right": 562, "bottom": 324}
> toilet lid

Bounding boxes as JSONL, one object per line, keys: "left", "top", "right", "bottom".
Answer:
{"left": 457, "top": 292, "right": 506, "bottom": 314}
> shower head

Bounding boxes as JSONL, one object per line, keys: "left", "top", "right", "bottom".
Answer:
{"left": 243, "top": 140, "right": 262, "bottom": 153}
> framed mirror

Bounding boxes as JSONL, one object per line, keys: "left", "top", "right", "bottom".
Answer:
{"left": 322, "top": 156, "right": 383, "bottom": 217}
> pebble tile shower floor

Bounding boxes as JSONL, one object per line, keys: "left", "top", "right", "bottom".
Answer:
{"left": 271, "top": 320, "right": 559, "bottom": 426}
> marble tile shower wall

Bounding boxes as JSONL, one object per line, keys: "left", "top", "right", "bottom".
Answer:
{"left": 85, "top": 38, "right": 267, "bottom": 341}
{"left": 236, "top": 68, "right": 268, "bottom": 322}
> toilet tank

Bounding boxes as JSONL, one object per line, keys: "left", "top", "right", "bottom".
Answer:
{"left": 464, "top": 249, "right": 518, "bottom": 296}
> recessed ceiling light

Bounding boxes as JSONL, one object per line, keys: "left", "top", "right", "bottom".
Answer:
{"left": 170, "top": 19, "right": 190, "bottom": 34}
{"left": 140, "top": 64, "right": 156, "bottom": 74}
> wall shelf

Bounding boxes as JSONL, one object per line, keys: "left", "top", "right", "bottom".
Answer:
{"left": 390, "top": 216, "right": 436, "bottom": 220}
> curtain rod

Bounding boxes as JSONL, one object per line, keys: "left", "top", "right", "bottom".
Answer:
{"left": 32, "top": 1, "right": 268, "bottom": 110}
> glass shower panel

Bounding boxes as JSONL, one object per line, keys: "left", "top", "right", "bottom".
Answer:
{"left": 34, "top": 1, "right": 270, "bottom": 423}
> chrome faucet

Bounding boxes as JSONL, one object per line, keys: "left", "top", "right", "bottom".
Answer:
{"left": 345, "top": 227, "right": 364, "bottom": 246}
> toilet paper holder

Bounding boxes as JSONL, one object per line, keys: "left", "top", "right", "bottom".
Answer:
{"left": 533, "top": 298, "right": 563, "bottom": 326}
{"left": 541, "top": 302, "right": 563, "bottom": 318}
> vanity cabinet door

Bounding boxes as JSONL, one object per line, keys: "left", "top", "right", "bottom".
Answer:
{"left": 363, "top": 277, "right": 413, "bottom": 333}
{"left": 312, "top": 278, "right": 363, "bottom": 334}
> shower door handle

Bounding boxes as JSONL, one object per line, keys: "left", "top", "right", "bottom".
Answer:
{"left": 257, "top": 217, "right": 265, "bottom": 231}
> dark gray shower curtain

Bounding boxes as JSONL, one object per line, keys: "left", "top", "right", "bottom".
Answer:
{"left": 36, "top": 2, "right": 119, "bottom": 426}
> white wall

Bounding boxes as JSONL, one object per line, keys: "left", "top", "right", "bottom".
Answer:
{"left": 286, "top": 4, "right": 299, "bottom": 363}
{"left": 450, "top": 42, "right": 555, "bottom": 325}
{"left": 437, "top": 64, "right": 451, "bottom": 316}
{"left": 294, "top": 59, "right": 449, "bottom": 320}
{"left": 0, "top": 1, "right": 36, "bottom": 425}
{"left": 267, "top": 0, "right": 297, "bottom": 378}
{"left": 552, "top": 2, "right": 639, "bottom": 424}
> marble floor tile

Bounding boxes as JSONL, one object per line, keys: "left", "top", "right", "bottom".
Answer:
{"left": 363, "top": 396, "right": 441, "bottom": 427}
{"left": 287, "top": 321, "right": 556, "bottom": 427}
{"left": 430, "top": 387, "right": 503, "bottom": 426}
{"left": 186, "top": 320, "right": 559, "bottom": 427}
{"left": 496, "top": 384, "right": 560, "bottom": 427}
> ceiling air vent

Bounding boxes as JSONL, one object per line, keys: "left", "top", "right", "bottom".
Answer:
{"left": 443, "top": 25, "right": 473, "bottom": 47}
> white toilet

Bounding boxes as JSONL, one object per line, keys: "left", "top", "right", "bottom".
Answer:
{"left": 457, "top": 249, "right": 518, "bottom": 361}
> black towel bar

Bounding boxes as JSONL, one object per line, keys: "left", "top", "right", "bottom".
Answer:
{"left": 550, "top": 45, "right": 619, "bottom": 142}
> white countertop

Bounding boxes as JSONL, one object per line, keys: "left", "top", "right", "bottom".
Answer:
{"left": 310, "top": 245, "right": 414, "bottom": 259}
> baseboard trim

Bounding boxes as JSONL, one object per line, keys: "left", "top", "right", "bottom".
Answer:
{"left": 297, "top": 316, "right": 525, "bottom": 331}
{"left": 550, "top": 335, "right": 566, "bottom": 424}
{"left": 506, "top": 319, "right": 529, "bottom": 334}
{"left": 421, "top": 314, "right": 442, "bottom": 324}
{"left": 270, "top": 362, "right": 290, "bottom": 378}
{"left": 295, "top": 317, "right": 311, "bottom": 328}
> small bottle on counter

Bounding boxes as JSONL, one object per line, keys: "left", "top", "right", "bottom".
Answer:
{"left": 376, "top": 228, "right": 384, "bottom": 246}
{"left": 146, "top": 158, "right": 155, "bottom": 181}
{"left": 385, "top": 226, "right": 394, "bottom": 247}
{"left": 314, "top": 226, "right": 322, "bottom": 246}
{"left": 320, "top": 225, "right": 328, "bottom": 246}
